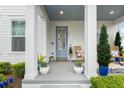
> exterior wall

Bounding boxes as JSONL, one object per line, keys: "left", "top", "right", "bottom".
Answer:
{"left": 0, "top": 6, "right": 26, "bottom": 64}
{"left": 39, "top": 6, "right": 50, "bottom": 61}
{"left": 48, "top": 21, "right": 118, "bottom": 60}
{"left": 37, "top": 15, "right": 47, "bottom": 56}
{"left": 46, "top": 20, "right": 51, "bottom": 61}
{"left": 0, "top": 6, "right": 47, "bottom": 63}
{"left": 0, "top": 5, "right": 123, "bottom": 63}
{"left": 49, "top": 21, "right": 84, "bottom": 60}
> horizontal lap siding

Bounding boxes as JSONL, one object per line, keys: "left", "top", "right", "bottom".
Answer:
{"left": 0, "top": 6, "right": 46, "bottom": 63}
{"left": 0, "top": 53, "right": 25, "bottom": 64}
{"left": 0, "top": 6, "right": 26, "bottom": 63}
{"left": 0, "top": 6, "right": 25, "bottom": 15}
{"left": 37, "top": 15, "right": 46, "bottom": 56}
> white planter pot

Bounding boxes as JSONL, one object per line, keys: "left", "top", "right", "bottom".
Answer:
{"left": 40, "top": 66, "right": 49, "bottom": 75}
{"left": 74, "top": 65, "right": 84, "bottom": 74}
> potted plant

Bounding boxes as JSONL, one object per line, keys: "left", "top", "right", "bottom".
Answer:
{"left": 38, "top": 55, "right": 49, "bottom": 75}
{"left": 97, "top": 25, "right": 111, "bottom": 76}
{"left": 49, "top": 53, "right": 54, "bottom": 62}
{"left": 114, "top": 31, "right": 123, "bottom": 61}
{"left": 74, "top": 60, "right": 84, "bottom": 74}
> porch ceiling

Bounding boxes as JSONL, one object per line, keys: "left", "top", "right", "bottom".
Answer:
{"left": 43, "top": 5, "right": 124, "bottom": 21}
{"left": 43, "top": 5, "right": 84, "bottom": 21}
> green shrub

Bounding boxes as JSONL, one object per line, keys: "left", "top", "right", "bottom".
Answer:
{"left": 0, "top": 74, "right": 6, "bottom": 82}
{"left": 74, "top": 60, "right": 83, "bottom": 67}
{"left": 0, "top": 62, "right": 11, "bottom": 74}
{"left": 12, "top": 63, "right": 25, "bottom": 78}
{"left": 91, "top": 75, "right": 124, "bottom": 88}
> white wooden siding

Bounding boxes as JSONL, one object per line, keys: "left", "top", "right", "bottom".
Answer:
{"left": 0, "top": 6, "right": 47, "bottom": 63}
{"left": 37, "top": 15, "right": 47, "bottom": 56}
{"left": 0, "top": 6, "right": 26, "bottom": 63}
{"left": 0, "top": 6, "right": 123, "bottom": 63}
{"left": 0, "top": 16, "right": 1, "bottom": 53}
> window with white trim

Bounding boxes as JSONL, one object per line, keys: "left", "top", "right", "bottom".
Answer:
{"left": 11, "top": 21, "right": 25, "bottom": 52}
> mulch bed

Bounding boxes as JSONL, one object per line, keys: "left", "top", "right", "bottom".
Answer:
{"left": 4, "top": 73, "right": 23, "bottom": 88}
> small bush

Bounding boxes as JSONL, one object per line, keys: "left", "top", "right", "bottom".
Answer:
{"left": 91, "top": 75, "right": 124, "bottom": 88}
{"left": 12, "top": 63, "right": 25, "bottom": 78}
{"left": 0, "top": 62, "right": 11, "bottom": 74}
{"left": 0, "top": 74, "right": 6, "bottom": 82}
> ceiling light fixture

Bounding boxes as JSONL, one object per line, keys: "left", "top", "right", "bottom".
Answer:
{"left": 59, "top": 10, "right": 64, "bottom": 15}
{"left": 110, "top": 11, "right": 114, "bottom": 14}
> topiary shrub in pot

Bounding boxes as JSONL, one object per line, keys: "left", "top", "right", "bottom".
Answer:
{"left": 97, "top": 25, "right": 111, "bottom": 76}
{"left": 114, "top": 31, "right": 123, "bottom": 62}
{"left": 38, "top": 55, "right": 49, "bottom": 75}
{"left": 74, "top": 60, "right": 84, "bottom": 74}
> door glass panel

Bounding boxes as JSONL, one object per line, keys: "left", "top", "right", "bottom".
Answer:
{"left": 57, "top": 27, "right": 66, "bottom": 50}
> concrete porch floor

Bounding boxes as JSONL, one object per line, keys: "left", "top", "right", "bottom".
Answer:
{"left": 22, "top": 62, "right": 90, "bottom": 88}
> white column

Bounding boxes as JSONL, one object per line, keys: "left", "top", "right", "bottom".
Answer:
{"left": 84, "top": 5, "right": 97, "bottom": 79}
{"left": 24, "top": 5, "right": 38, "bottom": 79}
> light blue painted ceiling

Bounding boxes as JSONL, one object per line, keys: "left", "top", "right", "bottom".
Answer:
{"left": 43, "top": 5, "right": 84, "bottom": 21}
{"left": 43, "top": 5, "right": 124, "bottom": 21}
{"left": 97, "top": 5, "right": 124, "bottom": 20}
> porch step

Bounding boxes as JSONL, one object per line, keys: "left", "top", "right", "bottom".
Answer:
{"left": 41, "top": 84, "right": 84, "bottom": 88}
{"left": 22, "top": 80, "right": 91, "bottom": 88}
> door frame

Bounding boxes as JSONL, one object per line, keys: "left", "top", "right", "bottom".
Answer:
{"left": 55, "top": 26, "right": 68, "bottom": 60}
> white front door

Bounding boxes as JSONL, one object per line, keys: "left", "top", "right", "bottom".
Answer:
{"left": 56, "top": 26, "right": 68, "bottom": 61}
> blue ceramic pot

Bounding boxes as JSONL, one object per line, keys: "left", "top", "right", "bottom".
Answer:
{"left": 115, "top": 57, "right": 123, "bottom": 61}
{"left": 99, "top": 66, "right": 108, "bottom": 76}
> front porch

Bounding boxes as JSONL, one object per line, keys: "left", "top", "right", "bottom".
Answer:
{"left": 22, "top": 62, "right": 90, "bottom": 88}
{"left": 24, "top": 5, "right": 97, "bottom": 81}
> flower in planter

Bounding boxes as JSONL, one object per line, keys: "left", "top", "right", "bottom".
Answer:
{"left": 74, "top": 60, "right": 84, "bottom": 74}
{"left": 38, "top": 55, "right": 48, "bottom": 67}
{"left": 38, "top": 55, "right": 49, "bottom": 74}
